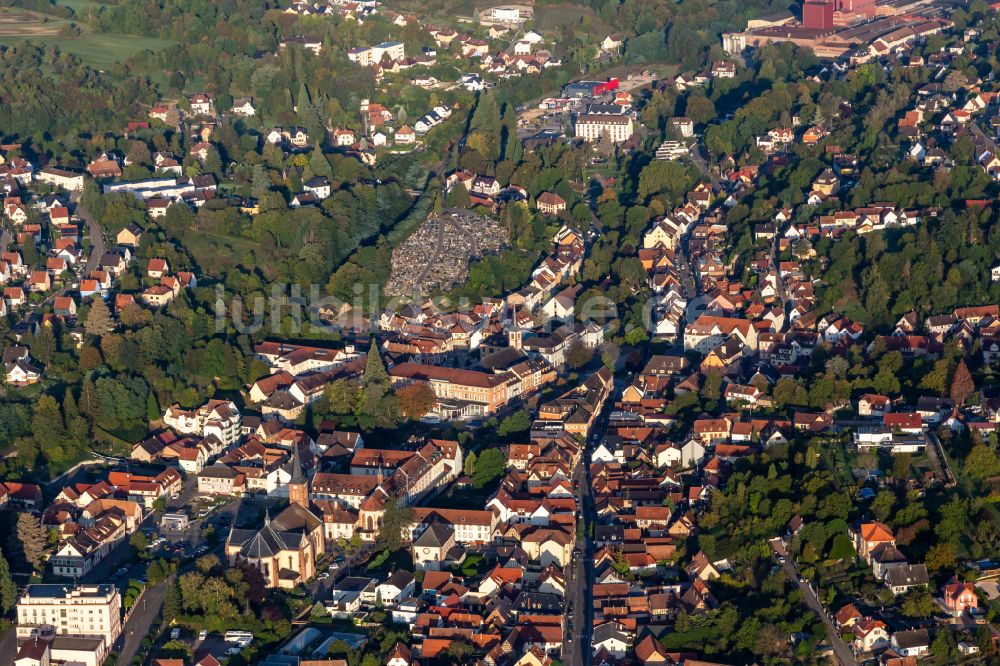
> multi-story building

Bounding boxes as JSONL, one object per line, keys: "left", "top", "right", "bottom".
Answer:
{"left": 574, "top": 114, "right": 634, "bottom": 143}
{"left": 16, "top": 584, "right": 122, "bottom": 651}
{"left": 347, "top": 41, "right": 405, "bottom": 66}
{"left": 162, "top": 399, "right": 242, "bottom": 447}
{"left": 389, "top": 363, "right": 513, "bottom": 418}
{"left": 35, "top": 167, "right": 85, "bottom": 192}
{"left": 683, "top": 315, "right": 758, "bottom": 354}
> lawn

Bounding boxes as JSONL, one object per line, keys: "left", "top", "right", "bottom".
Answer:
{"left": 0, "top": 31, "right": 176, "bottom": 70}
{"left": 182, "top": 229, "right": 262, "bottom": 277}
{"left": 54, "top": 0, "right": 103, "bottom": 14}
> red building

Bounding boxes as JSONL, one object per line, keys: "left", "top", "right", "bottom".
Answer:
{"left": 802, "top": 0, "right": 833, "bottom": 30}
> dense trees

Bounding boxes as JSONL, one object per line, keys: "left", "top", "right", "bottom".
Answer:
{"left": 378, "top": 496, "right": 414, "bottom": 552}
{"left": 9, "top": 511, "right": 50, "bottom": 572}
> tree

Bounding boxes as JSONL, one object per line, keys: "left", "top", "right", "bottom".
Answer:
{"left": 871, "top": 490, "right": 896, "bottom": 523}
{"left": 396, "top": 381, "right": 436, "bottom": 420}
{"left": 323, "top": 378, "right": 361, "bottom": 416}
{"left": 472, "top": 448, "right": 506, "bottom": 489}
{"left": 463, "top": 450, "right": 477, "bottom": 476}
{"left": 10, "top": 512, "right": 49, "bottom": 572}
{"left": 900, "top": 587, "right": 936, "bottom": 618}
{"left": 925, "top": 542, "right": 957, "bottom": 572}
{"left": 31, "top": 326, "right": 55, "bottom": 365}
{"left": 84, "top": 297, "right": 114, "bottom": 336}
{"left": 378, "top": 496, "right": 414, "bottom": 552}
{"left": 565, "top": 339, "right": 594, "bottom": 370}
{"left": 0, "top": 550, "right": 16, "bottom": 613}
{"left": 357, "top": 343, "right": 399, "bottom": 429}
{"left": 951, "top": 358, "right": 974, "bottom": 407}
{"left": 497, "top": 410, "right": 531, "bottom": 437}
{"left": 130, "top": 530, "right": 149, "bottom": 557}
{"left": 445, "top": 639, "right": 474, "bottom": 663}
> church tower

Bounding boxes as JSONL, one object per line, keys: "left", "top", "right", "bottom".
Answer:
{"left": 287, "top": 445, "right": 309, "bottom": 509}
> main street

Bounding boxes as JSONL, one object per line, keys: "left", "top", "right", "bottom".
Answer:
{"left": 562, "top": 373, "right": 626, "bottom": 666}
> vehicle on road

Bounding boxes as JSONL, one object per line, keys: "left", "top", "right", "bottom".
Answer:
{"left": 198, "top": 629, "right": 208, "bottom": 641}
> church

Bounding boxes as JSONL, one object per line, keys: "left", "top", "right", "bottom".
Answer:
{"left": 225, "top": 448, "right": 324, "bottom": 588}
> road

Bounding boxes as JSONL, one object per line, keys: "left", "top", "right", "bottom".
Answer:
{"left": 563, "top": 450, "right": 596, "bottom": 666}
{"left": 770, "top": 539, "right": 858, "bottom": 666}
{"left": 5, "top": 199, "right": 107, "bottom": 326}
{"left": 688, "top": 143, "right": 721, "bottom": 190}
{"left": 562, "top": 376, "right": 625, "bottom": 666}
{"left": 73, "top": 202, "right": 107, "bottom": 276}
{"left": 112, "top": 582, "right": 167, "bottom": 666}
{"left": 111, "top": 495, "right": 249, "bottom": 665}
{"left": 0, "top": 623, "right": 16, "bottom": 663}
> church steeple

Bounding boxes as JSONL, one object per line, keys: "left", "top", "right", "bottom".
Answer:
{"left": 287, "top": 445, "right": 309, "bottom": 509}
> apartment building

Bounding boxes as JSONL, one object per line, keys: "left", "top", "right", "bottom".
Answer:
{"left": 16, "top": 584, "right": 122, "bottom": 650}
{"left": 574, "top": 114, "right": 634, "bottom": 143}
{"left": 35, "top": 167, "right": 85, "bottom": 192}
{"left": 683, "top": 315, "right": 758, "bottom": 354}
{"left": 162, "top": 399, "right": 242, "bottom": 447}
{"left": 347, "top": 41, "right": 405, "bottom": 66}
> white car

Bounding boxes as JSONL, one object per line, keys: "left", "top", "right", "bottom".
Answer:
{"left": 198, "top": 629, "right": 208, "bottom": 641}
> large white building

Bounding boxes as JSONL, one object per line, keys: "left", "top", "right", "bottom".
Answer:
{"left": 35, "top": 167, "right": 85, "bottom": 192}
{"left": 163, "top": 399, "right": 242, "bottom": 447}
{"left": 17, "top": 584, "right": 122, "bottom": 653}
{"left": 574, "top": 114, "right": 635, "bottom": 143}
{"left": 347, "top": 41, "right": 405, "bottom": 66}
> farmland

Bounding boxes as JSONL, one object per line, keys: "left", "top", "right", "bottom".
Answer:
{"left": 0, "top": 8, "right": 63, "bottom": 37}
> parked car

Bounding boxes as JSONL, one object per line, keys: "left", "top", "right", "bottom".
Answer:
{"left": 198, "top": 629, "right": 208, "bottom": 641}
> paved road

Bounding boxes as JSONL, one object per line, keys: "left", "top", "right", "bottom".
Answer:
{"left": 688, "top": 143, "right": 722, "bottom": 190}
{"left": 563, "top": 452, "right": 596, "bottom": 666}
{"left": 74, "top": 202, "right": 106, "bottom": 276}
{"left": 562, "top": 378, "right": 624, "bottom": 666}
{"left": 0, "top": 623, "right": 16, "bottom": 663}
{"left": 770, "top": 539, "right": 858, "bottom": 666}
{"left": 113, "top": 582, "right": 167, "bottom": 666}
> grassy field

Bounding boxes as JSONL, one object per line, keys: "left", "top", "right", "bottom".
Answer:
{"left": 0, "top": 7, "right": 175, "bottom": 70}
{"left": 55, "top": 0, "right": 104, "bottom": 14}
{"left": 183, "top": 229, "right": 263, "bottom": 277}
{"left": 0, "top": 32, "right": 176, "bottom": 69}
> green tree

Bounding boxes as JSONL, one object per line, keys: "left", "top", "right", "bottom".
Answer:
{"left": 0, "top": 550, "right": 17, "bottom": 612}
{"left": 472, "top": 448, "right": 506, "bottom": 489}
{"left": 925, "top": 542, "right": 957, "bottom": 572}
{"left": 497, "top": 410, "right": 531, "bottom": 437}
{"left": 357, "top": 345, "right": 399, "bottom": 430}
{"left": 322, "top": 378, "right": 361, "bottom": 416}
{"left": 463, "top": 450, "right": 477, "bottom": 476}
{"left": 378, "top": 495, "right": 414, "bottom": 552}
{"left": 900, "top": 587, "right": 936, "bottom": 618}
